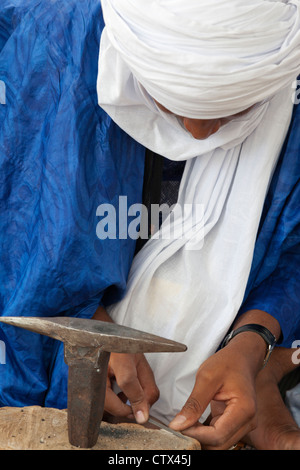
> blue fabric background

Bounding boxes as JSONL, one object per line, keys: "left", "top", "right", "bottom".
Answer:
{"left": 0, "top": 0, "right": 145, "bottom": 408}
{"left": 240, "top": 101, "right": 300, "bottom": 348}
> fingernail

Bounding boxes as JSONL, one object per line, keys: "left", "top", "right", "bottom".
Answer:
{"left": 169, "top": 415, "right": 187, "bottom": 429}
{"left": 135, "top": 410, "right": 146, "bottom": 424}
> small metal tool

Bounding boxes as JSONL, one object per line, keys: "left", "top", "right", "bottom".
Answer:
{"left": 0, "top": 316, "right": 187, "bottom": 448}
{"left": 148, "top": 416, "right": 189, "bottom": 440}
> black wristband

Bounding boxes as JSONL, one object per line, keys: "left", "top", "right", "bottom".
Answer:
{"left": 221, "top": 323, "right": 277, "bottom": 368}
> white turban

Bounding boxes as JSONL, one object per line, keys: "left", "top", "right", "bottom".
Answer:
{"left": 97, "top": 1, "right": 300, "bottom": 424}
{"left": 99, "top": 0, "right": 300, "bottom": 118}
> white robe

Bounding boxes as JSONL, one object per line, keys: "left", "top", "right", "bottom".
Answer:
{"left": 97, "top": 0, "right": 300, "bottom": 423}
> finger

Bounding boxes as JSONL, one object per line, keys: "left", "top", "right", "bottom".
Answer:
{"left": 104, "top": 381, "right": 132, "bottom": 417}
{"left": 114, "top": 357, "right": 150, "bottom": 424}
{"left": 169, "top": 372, "right": 218, "bottom": 431}
{"left": 183, "top": 419, "right": 254, "bottom": 450}
{"left": 136, "top": 356, "right": 160, "bottom": 406}
{"left": 186, "top": 401, "right": 256, "bottom": 449}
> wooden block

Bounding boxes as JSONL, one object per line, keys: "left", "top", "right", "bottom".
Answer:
{"left": 0, "top": 406, "right": 201, "bottom": 450}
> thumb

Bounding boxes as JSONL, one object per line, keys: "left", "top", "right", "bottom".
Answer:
{"left": 169, "top": 378, "right": 218, "bottom": 431}
{"left": 169, "top": 398, "right": 209, "bottom": 431}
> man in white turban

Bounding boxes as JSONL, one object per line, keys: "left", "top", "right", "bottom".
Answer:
{"left": 95, "top": 0, "right": 300, "bottom": 449}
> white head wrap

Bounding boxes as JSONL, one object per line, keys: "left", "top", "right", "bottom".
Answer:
{"left": 97, "top": 0, "right": 300, "bottom": 423}
{"left": 99, "top": 0, "right": 300, "bottom": 118}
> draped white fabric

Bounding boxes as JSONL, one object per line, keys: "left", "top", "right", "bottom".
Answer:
{"left": 97, "top": 0, "right": 300, "bottom": 423}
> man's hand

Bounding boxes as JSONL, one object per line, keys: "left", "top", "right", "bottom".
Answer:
{"left": 169, "top": 310, "right": 281, "bottom": 449}
{"left": 169, "top": 343, "right": 258, "bottom": 449}
{"left": 93, "top": 306, "right": 159, "bottom": 424}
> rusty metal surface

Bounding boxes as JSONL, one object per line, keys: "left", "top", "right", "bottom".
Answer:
{"left": 0, "top": 316, "right": 187, "bottom": 353}
{"left": 66, "top": 350, "right": 110, "bottom": 448}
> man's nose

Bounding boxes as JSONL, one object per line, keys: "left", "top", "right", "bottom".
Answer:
{"left": 183, "top": 117, "right": 221, "bottom": 140}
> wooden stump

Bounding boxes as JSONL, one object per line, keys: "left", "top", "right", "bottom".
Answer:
{"left": 0, "top": 406, "right": 201, "bottom": 450}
